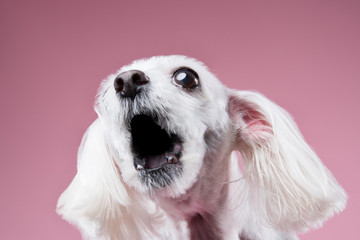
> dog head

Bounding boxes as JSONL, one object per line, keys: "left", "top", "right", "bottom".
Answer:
{"left": 57, "top": 55, "right": 346, "bottom": 238}
{"left": 95, "top": 56, "right": 231, "bottom": 196}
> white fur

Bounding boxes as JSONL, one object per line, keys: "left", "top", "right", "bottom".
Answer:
{"left": 57, "top": 55, "right": 347, "bottom": 240}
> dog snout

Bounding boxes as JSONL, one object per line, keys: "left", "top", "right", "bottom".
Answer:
{"left": 114, "top": 70, "right": 149, "bottom": 99}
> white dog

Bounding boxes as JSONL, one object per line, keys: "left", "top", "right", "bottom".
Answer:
{"left": 57, "top": 55, "right": 347, "bottom": 240}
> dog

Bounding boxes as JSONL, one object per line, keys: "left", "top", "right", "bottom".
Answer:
{"left": 57, "top": 55, "right": 347, "bottom": 240}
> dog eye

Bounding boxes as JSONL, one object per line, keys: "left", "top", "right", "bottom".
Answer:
{"left": 173, "top": 68, "right": 199, "bottom": 89}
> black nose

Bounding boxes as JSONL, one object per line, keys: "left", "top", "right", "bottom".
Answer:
{"left": 114, "top": 70, "right": 149, "bottom": 99}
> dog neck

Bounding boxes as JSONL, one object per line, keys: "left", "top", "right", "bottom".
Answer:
{"left": 155, "top": 131, "right": 235, "bottom": 239}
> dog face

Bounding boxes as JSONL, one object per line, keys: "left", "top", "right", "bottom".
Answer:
{"left": 96, "top": 56, "right": 231, "bottom": 196}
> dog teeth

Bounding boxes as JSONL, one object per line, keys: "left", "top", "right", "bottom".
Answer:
{"left": 166, "top": 154, "right": 178, "bottom": 164}
{"left": 136, "top": 164, "right": 144, "bottom": 170}
{"left": 167, "top": 156, "right": 174, "bottom": 163}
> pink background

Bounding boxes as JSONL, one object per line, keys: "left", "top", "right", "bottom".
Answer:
{"left": 1, "top": 0, "right": 359, "bottom": 239}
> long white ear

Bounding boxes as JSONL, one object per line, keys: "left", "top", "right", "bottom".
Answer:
{"left": 228, "top": 90, "right": 347, "bottom": 232}
{"left": 57, "top": 119, "right": 158, "bottom": 239}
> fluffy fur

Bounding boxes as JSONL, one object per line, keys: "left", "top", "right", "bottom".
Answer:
{"left": 57, "top": 55, "right": 347, "bottom": 240}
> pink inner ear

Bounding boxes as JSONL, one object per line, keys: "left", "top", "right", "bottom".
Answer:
{"left": 228, "top": 95, "right": 272, "bottom": 140}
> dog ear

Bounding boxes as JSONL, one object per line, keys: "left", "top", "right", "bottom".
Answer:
{"left": 57, "top": 119, "right": 157, "bottom": 239}
{"left": 228, "top": 90, "right": 347, "bottom": 232}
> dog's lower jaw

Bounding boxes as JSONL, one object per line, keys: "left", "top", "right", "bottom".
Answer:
{"left": 137, "top": 164, "right": 183, "bottom": 189}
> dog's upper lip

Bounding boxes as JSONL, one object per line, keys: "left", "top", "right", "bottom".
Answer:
{"left": 130, "top": 114, "right": 183, "bottom": 171}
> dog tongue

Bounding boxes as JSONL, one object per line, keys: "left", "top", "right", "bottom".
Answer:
{"left": 145, "top": 154, "right": 168, "bottom": 170}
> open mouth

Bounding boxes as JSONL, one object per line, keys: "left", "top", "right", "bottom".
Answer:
{"left": 130, "top": 114, "right": 183, "bottom": 172}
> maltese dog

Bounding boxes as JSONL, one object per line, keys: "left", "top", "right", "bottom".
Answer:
{"left": 57, "top": 55, "right": 347, "bottom": 240}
